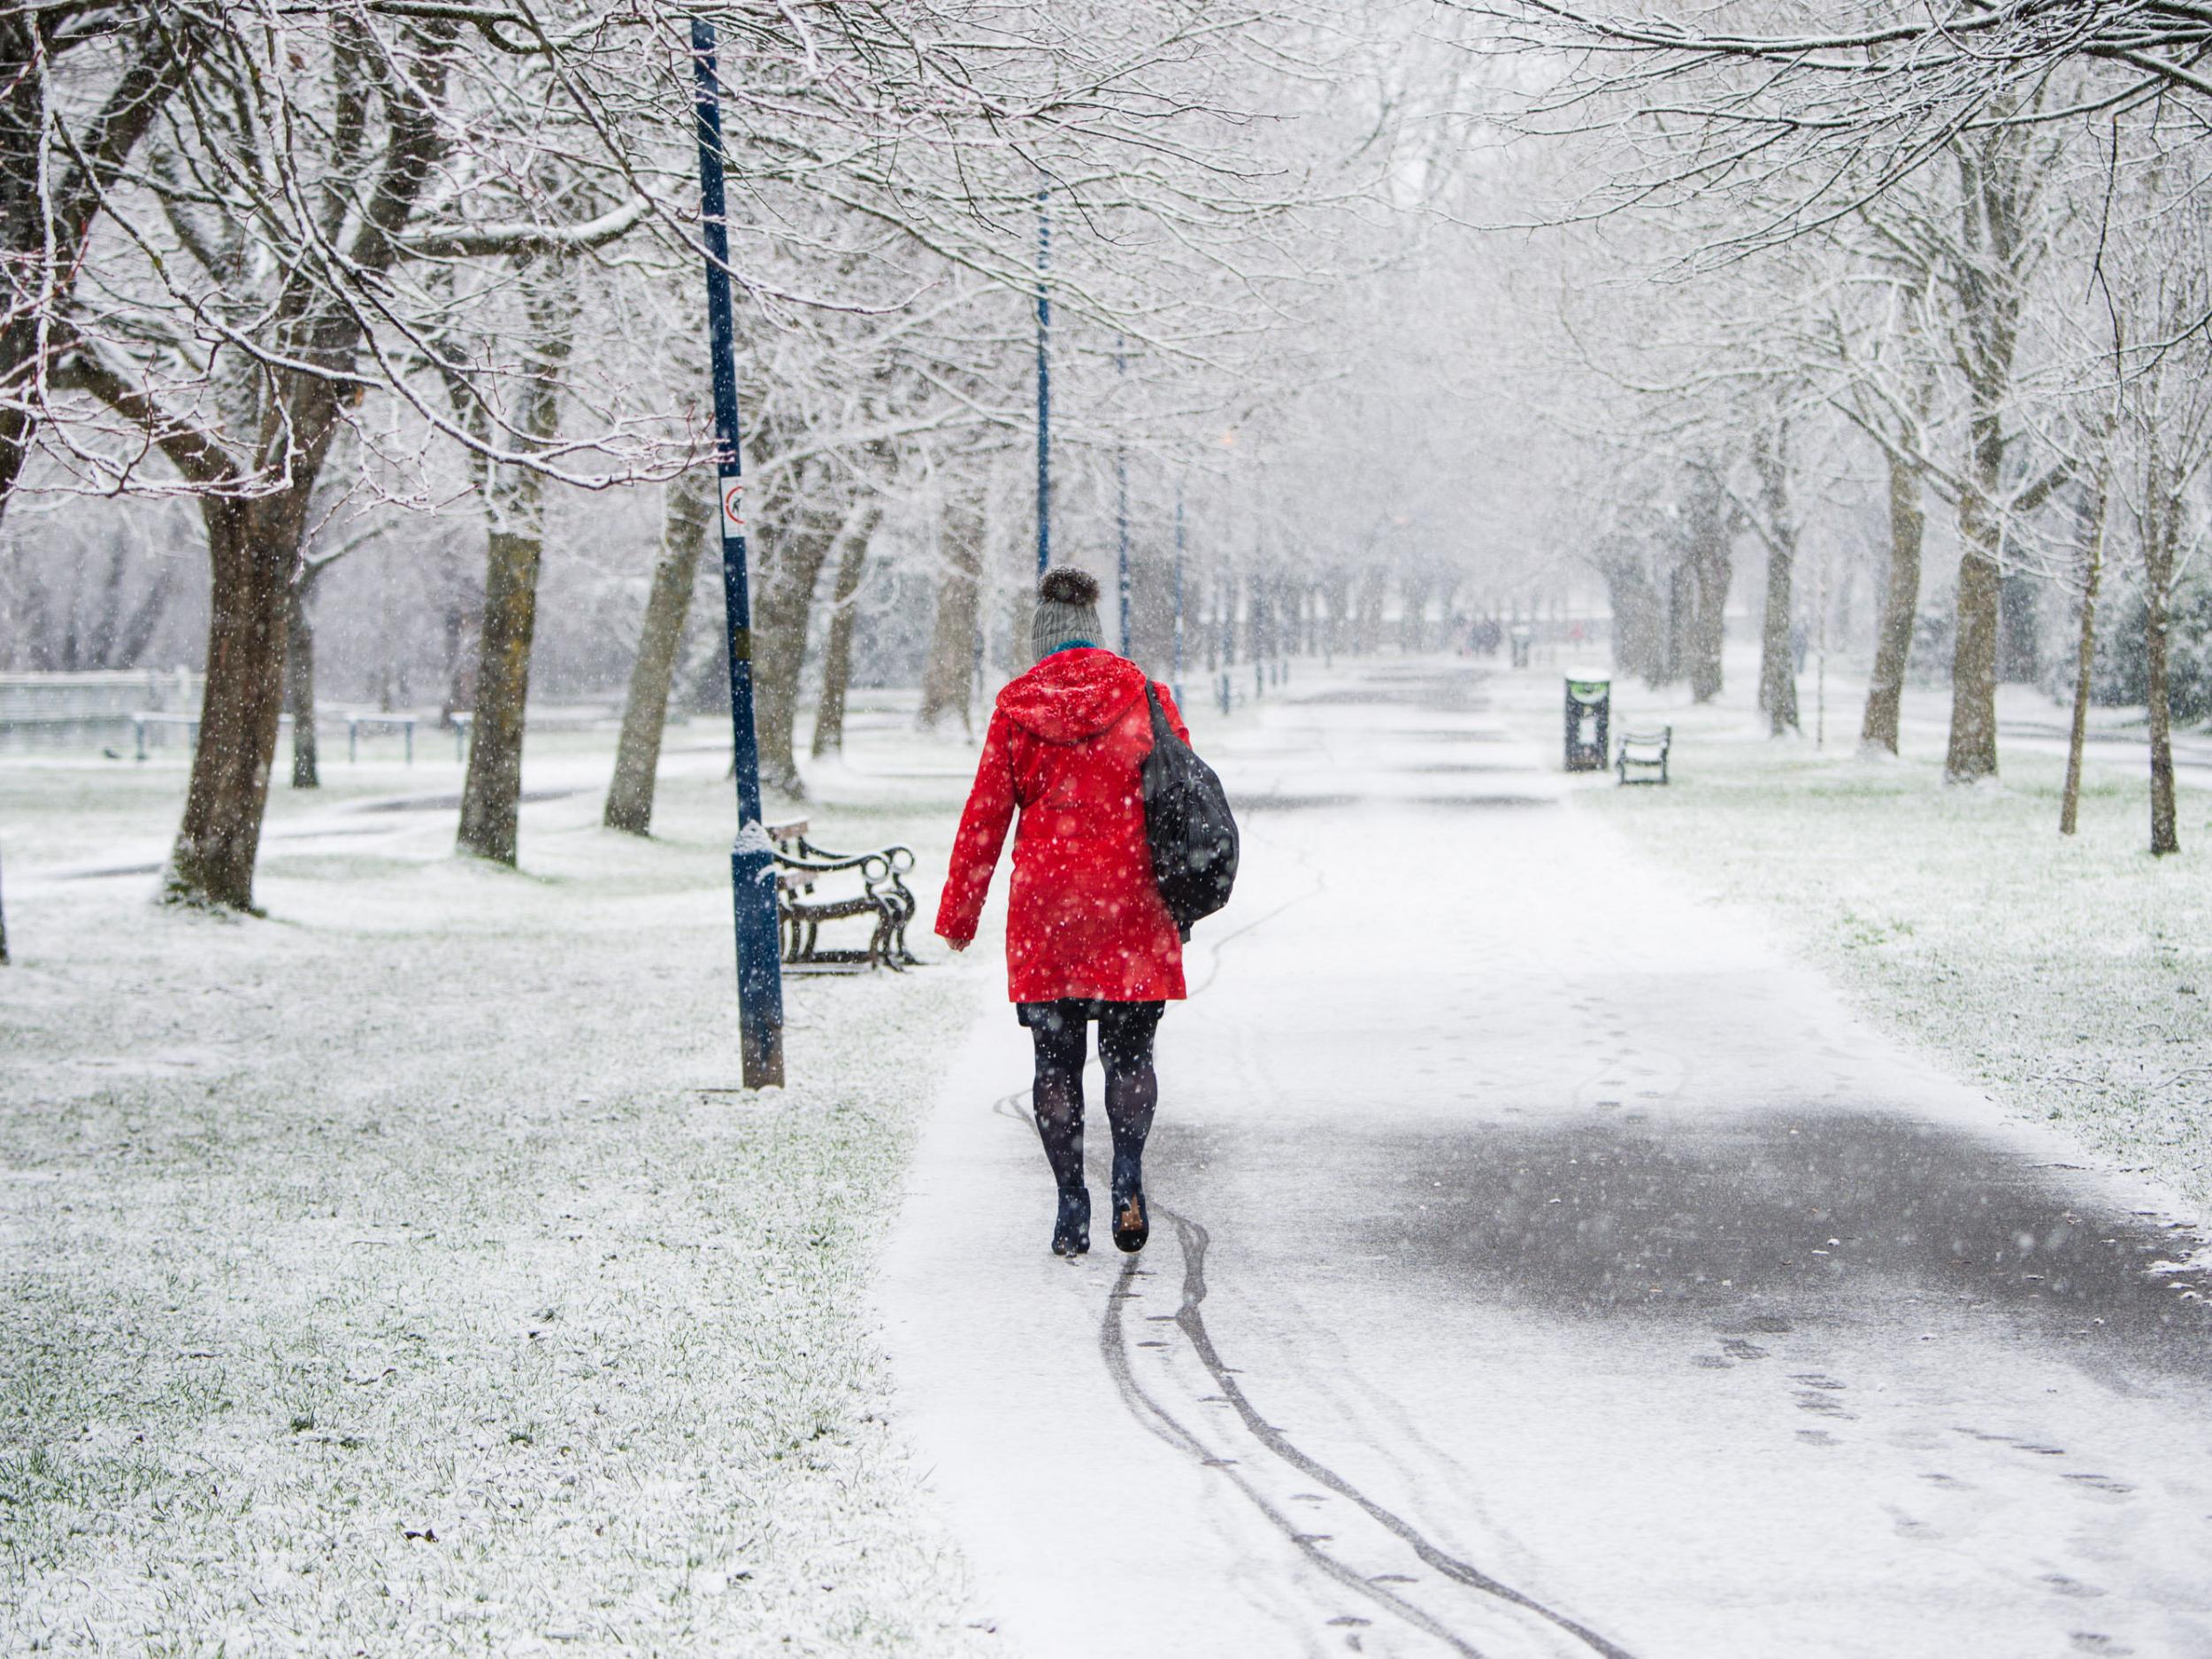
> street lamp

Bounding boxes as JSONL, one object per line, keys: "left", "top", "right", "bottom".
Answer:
{"left": 1034, "top": 184, "right": 1051, "bottom": 578}
{"left": 690, "top": 19, "right": 784, "bottom": 1089}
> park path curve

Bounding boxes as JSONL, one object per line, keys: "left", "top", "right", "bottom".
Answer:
{"left": 877, "top": 659, "right": 2212, "bottom": 1659}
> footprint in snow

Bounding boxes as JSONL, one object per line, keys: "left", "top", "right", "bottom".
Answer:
{"left": 2040, "top": 1573, "right": 2107, "bottom": 1599}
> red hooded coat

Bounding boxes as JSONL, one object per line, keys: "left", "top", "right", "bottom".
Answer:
{"left": 935, "top": 647, "right": 1192, "bottom": 1003}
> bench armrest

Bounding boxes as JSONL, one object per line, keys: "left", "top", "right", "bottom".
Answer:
{"left": 773, "top": 849, "right": 893, "bottom": 880}
{"left": 797, "top": 836, "right": 915, "bottom": 874}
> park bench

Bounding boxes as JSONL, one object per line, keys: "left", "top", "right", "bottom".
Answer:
{"left": 765, "top": 817, "right": 921, "bottom": 972}
{"left": 1617, "top": 726, "right": 1672, "bottom": 786}
{"left": 345, "top": 712, "right": 419, "bottom": 764}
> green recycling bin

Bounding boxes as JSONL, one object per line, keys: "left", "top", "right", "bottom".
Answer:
{"left": 1564, "top": 674, "right": 1609, "bottom": 772}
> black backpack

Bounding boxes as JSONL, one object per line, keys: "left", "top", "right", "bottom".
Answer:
{"left": 1140, "top": 684, "right": 1239, "bottom": 939}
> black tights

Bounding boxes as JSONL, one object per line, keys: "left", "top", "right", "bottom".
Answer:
{"left": 1026, "top": 1001, "right": 1162, "bottom": 1197}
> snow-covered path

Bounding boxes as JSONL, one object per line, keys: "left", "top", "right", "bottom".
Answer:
{"left": 879, "top": 660, "right": 2212, "bottom": 1659}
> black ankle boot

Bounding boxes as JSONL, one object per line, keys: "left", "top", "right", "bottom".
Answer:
{"left": 1052, "top": 1186, "right": 1091, "bottom": 1257}
{"left": 1110, "top": 1152, "right": 1148, "bottom": 1253}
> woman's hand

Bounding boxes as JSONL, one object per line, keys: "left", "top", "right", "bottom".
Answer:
{"left": 942, "top": 936, "right": 970, "bottom": 953}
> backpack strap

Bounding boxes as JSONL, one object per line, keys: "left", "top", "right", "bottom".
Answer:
{"left": 1143, "top": 681, "right": 1173, "bottom": 749}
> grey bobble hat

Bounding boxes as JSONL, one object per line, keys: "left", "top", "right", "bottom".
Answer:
{"left": 1032, "top": 566, "right": 1105, "bottom": 660}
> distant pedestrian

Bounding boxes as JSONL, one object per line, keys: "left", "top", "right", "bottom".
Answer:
{"left": 936, "top": 568, "right": 1196, "bottom": 1258}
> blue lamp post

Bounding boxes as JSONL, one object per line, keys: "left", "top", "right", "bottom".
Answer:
{"left": 1034, "top": 185, "right": 1051, "bottom": 579}
{"left": 691, "top": 19, "right": 784, "bottom": 1089}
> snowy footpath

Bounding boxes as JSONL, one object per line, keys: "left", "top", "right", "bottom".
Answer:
{"left": 879, "top": 661, "right": 2212, "bottom": 1659}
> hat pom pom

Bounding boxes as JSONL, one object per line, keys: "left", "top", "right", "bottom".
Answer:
{"left": 1038, "top": 567, "right": 1101, "bottom": 607}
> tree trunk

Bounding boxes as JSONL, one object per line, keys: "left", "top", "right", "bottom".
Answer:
{"left": 750, "top": 478, "right": 845, "bottom": 798}
{"left": 2059, "top": 475, "right": 2108, "bottom": 837}
{"left": 458, "top": 522, "right": 545, "bottom": 863}
{"left": 1662, "top": 561, "right": 1690, "bottom": 682}
{"left": 1757, "top": 555, "right": 1797, "bottom": 734}
{"left": 813, "top": 505, "right": 879, "bottom": 755}
{"left": 2145, "top": 472, "right": 2180, "bottom": 856}
{"left": 1997, "top": 571, "right": 2040, "bottom": 684}
{"left": 1357, "top": 567, "right": 1386, "bottom": 654}
{"left": 604, "top": 470, "right": 713, "bottom": 835}
{"left": 1006, "top": 583, "right": 1033, "bottom": 679}
{"left": 1684, "top": 473, "right": 1732, "bottom": 704}
{"left": 1603, "top": 558, "right": 1665, "bottom": 682}
{"left": 1946, "top": 414, "right": 2005, "bottom": 781}
{"left": 166, "top": 500, "right": 295, "bottom": 910}
{"left": 286, "top": 576, "right": 319, "bottom": 789}
{"left": 1398, "top": 579, "right": 1425, "bottom": 654}
{"left": 1753, "top": 427, "right": 1801, "bottom": 736}
{"left": 1942, "top": 127, "right": 2029, "bottom": 784}
{"left": 919, "top": 495, "right": 986, "bottom": 732}
{"left": 442, "top": 568, "right": 482, "bottom": 724}
{"left": 1861, "top": 450, "right": 1924, "bottom": 754}
{"left": 113, "top": 562, "right": 175, "bottom": 668}
{"left": 456, "top": 265, "right": 572, "bottom": 865}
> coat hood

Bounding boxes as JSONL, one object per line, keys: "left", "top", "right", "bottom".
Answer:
{"left": 996, "top": 648, "right": 1148, "bottom": 743}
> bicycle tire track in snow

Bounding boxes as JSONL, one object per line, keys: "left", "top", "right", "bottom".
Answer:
{"left": 1099, "top": 1202, "right": 1637, "bottom": 1659}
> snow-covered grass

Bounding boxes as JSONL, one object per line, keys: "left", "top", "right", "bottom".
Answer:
{"left": 1579, "top": 655, "right": 2212, "bottom": 1216}
{"left": 0, "top": 700, "right": 1000, "bottom": 1655}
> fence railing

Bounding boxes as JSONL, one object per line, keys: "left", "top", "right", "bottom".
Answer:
{"left": 0, "top": 670, "right": 204, "bottom": 754}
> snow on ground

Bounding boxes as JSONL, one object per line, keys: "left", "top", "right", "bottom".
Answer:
{"left": 0, "top": 697, "right": 1001, "bottom": 1656}
{"left": 10, "top": 649, "right": 2209, "bottom": 1655}
{"left": 1581, "top": 647, "right": 2212, "bottom": 1222}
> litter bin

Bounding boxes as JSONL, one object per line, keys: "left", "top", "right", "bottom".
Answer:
{"left": 1509, "top": 624, "right": 1532, "bottom": 668}
{"left": 1563, "top": 673, "right": 1609, "bottom": 772}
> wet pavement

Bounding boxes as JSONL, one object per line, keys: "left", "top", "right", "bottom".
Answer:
{"left": 879, "top": 660, "right": 2212, "bottom": 1659}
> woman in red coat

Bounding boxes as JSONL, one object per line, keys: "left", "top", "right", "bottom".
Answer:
{"left": 936, "top": 567, "right": 1194, "bottom": 1257}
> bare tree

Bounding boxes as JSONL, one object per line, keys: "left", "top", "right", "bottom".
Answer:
{"left": 1939, "top": 121, "right": 2061, "bottom": 781}
{"left": 455, "top": 256, "right": 578, "bottom": 864}
{"left": 2139, "top": 464, "right": 2183, "bottom": 856}
{"left": 1745, "top": 419, "right": 1803, "bottom": 735}
{"left": 0, "top": 4, "right": 212, "bottom": 524}
{"left": 2059, "top": 462, "right": 2112, "bottom": 837}
{"left": 919, "top": 485, "right": 989, "bottom": 732}
{"left": 604, "top": 470, "right": 712, "bottom": 835}
{"left": 1678, "top": 462, "right": 1735, "bottom": 702}
{"left": 285, "top": 505, "right": 388, "bottom": 789}
{"left": 1464, "top": 0, "right": 2212, "bottom": 296}
{"left": 53, "top": 13, "right": 639, "bottom": 906}
{"left": 1864, "top": 442, "right": 1929, "bottom": 754}
{"left": 811, "top": 502, "right": 882, "bottom": 757}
